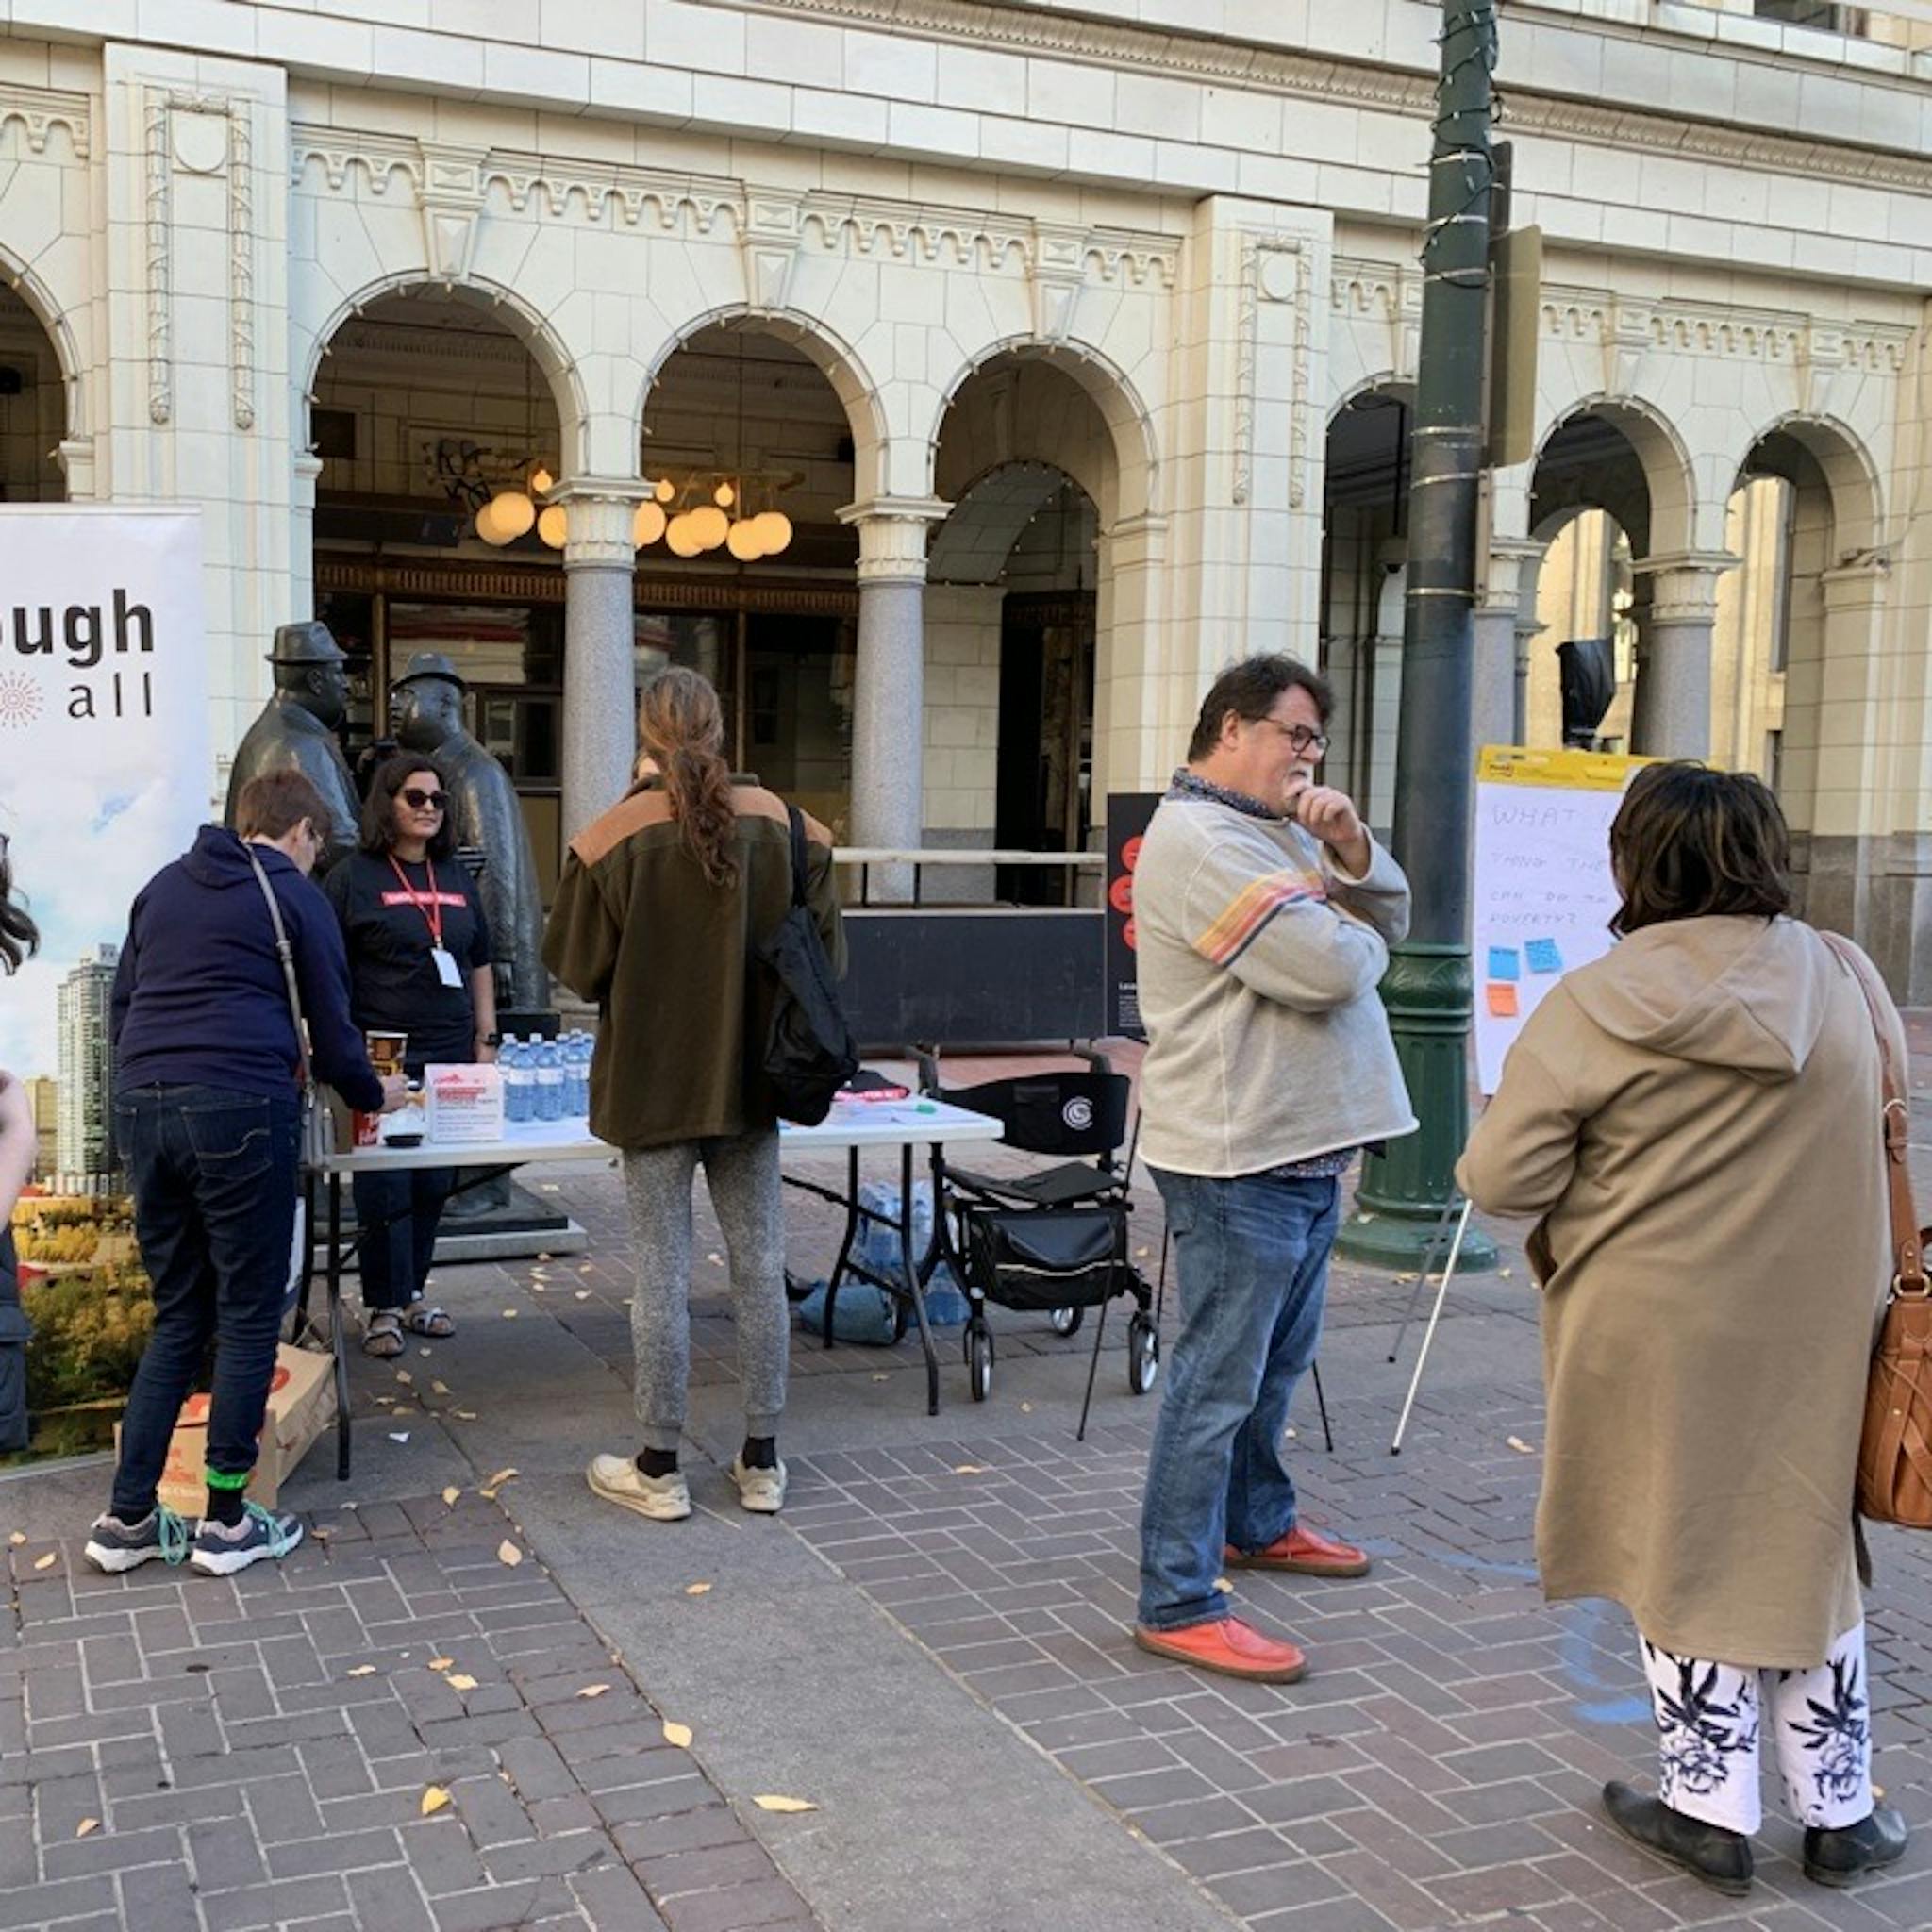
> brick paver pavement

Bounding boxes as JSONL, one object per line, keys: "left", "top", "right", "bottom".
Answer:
{"left": 1, "top": 1492, "right": 817, "bottom": 1932}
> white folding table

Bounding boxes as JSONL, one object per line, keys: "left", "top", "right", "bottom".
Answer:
{"left": 297, "top": 1100, "right": 1005, "bottom": 1475}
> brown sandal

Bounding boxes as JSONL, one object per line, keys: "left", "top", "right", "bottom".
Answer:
{"left": 361, "top": 1312, "right": 405, "bottom": 1358}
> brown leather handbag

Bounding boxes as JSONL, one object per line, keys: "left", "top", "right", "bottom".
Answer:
{"left": 1824, "top": 933, "right": 1932, "bottom": 1529}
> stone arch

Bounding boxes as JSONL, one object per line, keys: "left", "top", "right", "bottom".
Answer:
{"left": 0, "top": 242, "right": 82, "bottom": 455}
{"left": 927, "top": 336, "right": 1158, "bottom": 525}
{"left": 635, "top": 306, "right": 889, "bottom": 505}
{"left": 1734, "top": 411, "right": 1883, "bottom": 562}
{"left": 1532, "top": 393, "right": 1699, "bottom": 558}
{"left": 296, "top": 272, "right": 590, "bottom": 468}
{"left": 927, "top": 460, "right": 1093, "bottom": 587}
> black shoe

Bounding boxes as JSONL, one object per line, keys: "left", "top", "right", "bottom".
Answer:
{"left": 1602, "top": 1781, "right": 1753, "bottom": 1897}
{"left": 1804, "top": 1805, "right": 1908, "bottom": 1889}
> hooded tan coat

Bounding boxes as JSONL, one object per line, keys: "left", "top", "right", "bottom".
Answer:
{"left": 1456, "top": 916, "right": 1900, "bottom": 1670}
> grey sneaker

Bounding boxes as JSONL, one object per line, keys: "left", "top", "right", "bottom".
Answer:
{"left": 189, "top": 1503, "right": 304, "bottom": 1576}
{"left": 587, "top": 1453, "right": 691, "bottom": 1522}
{"left": 83, "top": 1507, "right": 192, "bottom": 1574}
{"left": 729, "top": 1455, "right": 788, "bottom": 1514}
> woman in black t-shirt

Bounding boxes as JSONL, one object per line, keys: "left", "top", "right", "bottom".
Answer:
{"left": 324, "top": 755, "right": 496, "bottom": 1357}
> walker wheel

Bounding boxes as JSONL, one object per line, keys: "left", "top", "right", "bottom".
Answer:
{"left": 967, "top": 1323, "right": 993, "bottom": 1402}
{"left": 1048, "top": 1306, "right": 1084, "bottom": 1339}
{"left": 1127, "top": 1312, "right": 1159, "bottom": 1395}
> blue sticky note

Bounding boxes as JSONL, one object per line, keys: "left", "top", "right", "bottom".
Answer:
{"left": 1525, "top": 938, "right": 1563, "bottom": 975}
{"left": 1486, "top": 946, "right": 1520, "bottom": 982}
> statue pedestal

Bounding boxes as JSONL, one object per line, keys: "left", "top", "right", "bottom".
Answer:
{"left": 323, "top": 1181, "right": 589, "bottom": 1272}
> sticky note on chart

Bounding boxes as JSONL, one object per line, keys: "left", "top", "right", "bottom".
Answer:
{"left": 1486, "top": 946, "right": 1520, "bottom": 982}
{"left": 1486, "top": 982, "right": 1521, "bottom": 1018}
{"left": 1524, "top": 938, "right": 1564, "bottom": 975}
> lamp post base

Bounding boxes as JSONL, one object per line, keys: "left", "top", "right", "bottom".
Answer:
{"left": 1335, "top": 941, "right": 1496, "bottom": 1272}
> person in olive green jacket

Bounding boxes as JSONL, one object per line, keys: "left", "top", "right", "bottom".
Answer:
{"left": 543, "top": 667, "right": 842, "bottom": 1524}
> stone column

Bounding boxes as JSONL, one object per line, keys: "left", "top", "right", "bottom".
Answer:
{"left": 1473, "top": 535, "right": 1541, "bottom": 754}
{"left": 839, "top": 496, "right": 948, "bottom": 893}
{"left": 1630, "top": 552, "right": 1735, "bottom": 759}
{"left": 558, "top": 489, "right": 641, "bottom": 843}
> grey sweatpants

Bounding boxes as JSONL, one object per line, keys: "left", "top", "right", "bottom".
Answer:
{"left": 621, "top": 1130, "right": 788, "bottom": 1452}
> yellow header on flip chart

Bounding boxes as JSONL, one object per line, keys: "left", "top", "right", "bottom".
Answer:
{"left": 1477, "top": 745, "right": 1657, "bottom": 791}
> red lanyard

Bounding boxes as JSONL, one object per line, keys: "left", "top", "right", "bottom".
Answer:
{"left": 387, "top": 855, "right": 443, "bottom": 948}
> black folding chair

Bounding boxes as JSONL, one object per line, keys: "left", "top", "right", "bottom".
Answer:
{"left": 917, "top": 1049, "right": 1157, "bottom": 1437}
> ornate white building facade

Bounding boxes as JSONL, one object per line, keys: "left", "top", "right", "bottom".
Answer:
{"left": 1, "top": 1, "right": 1929, "bottom": 980}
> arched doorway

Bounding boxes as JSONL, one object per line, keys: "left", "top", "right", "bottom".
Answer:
{"left": 1322, "top": 382, "right": 1411, "bottom": 828}
{"left": 1520, "top": 508, "right": 1638, "bottom": 750}
{"left": 931, "top": 354, "right": 1117, "bottom": 901}
{"left": 639, "top": 322, "right": 860, "bottom": 837}
{"left": 0, "top": 284, "right": 68, "bottom": 502}
{"left": 308, "top": 287, "right": 572, "bottom": 890}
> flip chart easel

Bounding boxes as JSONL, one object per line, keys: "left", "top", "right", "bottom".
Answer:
{"left": 1389, "top": 745, "right": 1651, "bottom": 1453}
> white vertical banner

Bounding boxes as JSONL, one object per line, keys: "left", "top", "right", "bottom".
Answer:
{"left": 0, "top": 508, "right": 209, "bottom": 1190}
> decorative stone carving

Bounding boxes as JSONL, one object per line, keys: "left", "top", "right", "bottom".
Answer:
{"left": 418, "top": 143, "right": 486, "bottom": 283}
{"left": 1235, "top": 234, "right": 1314, "bottom": 510}
{"left": 741, "top": 191, "right": 803, "bottom": 314}
{"left": 0, "top": 83, "right": 91, "bottom": 158}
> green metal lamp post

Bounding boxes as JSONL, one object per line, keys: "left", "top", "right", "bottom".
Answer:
{"left": 1338, "top": 0, "right": 1499, "bottom": 1271}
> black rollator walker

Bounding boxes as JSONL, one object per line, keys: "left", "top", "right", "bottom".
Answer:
{"left": 917, "top": 1050, "right": 1160, "bottom": 1439}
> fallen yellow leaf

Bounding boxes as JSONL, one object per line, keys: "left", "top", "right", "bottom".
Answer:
{"left": 7, "top": 1531, "right": 24, "bottom": 1545}
{"left": 485, "top": 1468, "right": 518, "bottom": 1489}
{"left": 502, "top": 1308, "right": 518, "bottom": 1319}
{"left": 1213, "top": 1576, "right": 1234, "bottom": 1594}
{"left": 663, "top": 1720, "right": 693, "bottom": 1748}
{"left": 1498, "top": 1267, "right": 1514, "bottom": 1280}
{"left": 447, "top": 1674, "right": 478, "bottom": 1691}
{"left": 953, "top": 1464, "right": 989, "bottom": 1475}
{"left": 1020, "top": 1403, "right": 1033, "bottom": 1414}
{"left": 431, "top": 1380, "right": 451, "bottom": 1396}
{"left": 685, "top": 1582, "right": 713, "bottom": 1597}
{"left": 441, "top": 1487, "right": 460, "bottom": 1507}
{"left": 1506, "top": 1436, "right": 1537, "bottom": 1455}
{"left": 498, "top": 1540, "right": 524, "bottom": 1568}
{"left": 576, "top": 1683, "right": 611, "bottom": 1699}
{"left": 538, "top": 1252, "right": 553, "bottom": 1261}
{"left": 454, "top": 1409, "right": 477, "bottom": 1421}
{"left": 428, "top": 1657, "right": 454, "bottom": 1672}
{"left": 75, "top": 1818, "right": 98, "bottom": 1838}
{"left": 395, "top": 1370, "right": 412, "bottom": 1385}
{"left": 33, "top": 1552, "right": 56, "bottom": 1571}
{"left": 575, "top": 1290, "right": 591, "bottom": 1300}
{"left": 421, "top": 1786, "right": 451, "bottom": 1817}
{"left": 754, "top": 1795, "right": 818, "bottom": 1814}
{"left": 346, "top": 1665, "right": 376, "bottom": 1678}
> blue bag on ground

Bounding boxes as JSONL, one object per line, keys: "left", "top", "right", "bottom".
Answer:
{"left": 791, "top": 1181, "right": 970, "bottom": 1342}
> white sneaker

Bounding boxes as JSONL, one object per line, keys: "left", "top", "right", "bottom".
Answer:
{"left": 730, "top": 1455, "right": 788, "bottom": 1514}
{"left": 586, "top": 1453, "right": 691, "bottom": 1522}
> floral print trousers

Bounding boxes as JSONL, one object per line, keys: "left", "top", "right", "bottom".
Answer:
{"left": 1640, "top": 1622, "right": 1874, "bottom": 1835}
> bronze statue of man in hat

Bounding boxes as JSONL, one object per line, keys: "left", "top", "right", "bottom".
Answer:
{"left": 390, "top": 652, "right": 550, "bottom": 1014}
{"left": 224, "top": 620, "right": 361, "bottom": 871}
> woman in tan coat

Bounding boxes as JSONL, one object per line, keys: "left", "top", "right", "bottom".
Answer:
{"left": 1457, "top": 764, "right": 1908, "bottom": 1900}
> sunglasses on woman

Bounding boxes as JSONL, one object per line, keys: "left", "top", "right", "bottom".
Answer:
{"left": 400, "top": 788, "right": 447, "bottom": 812}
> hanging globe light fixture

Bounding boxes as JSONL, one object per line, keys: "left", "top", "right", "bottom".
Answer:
{"left": 537, "top": 504, "right": 568, "bottom": 549}
{"left": 655, "top": 476, "right": 675, "bottom": 505}
{"left": 634, "top": 500, "right": 667, "bottom": 547}
{"left": 725, "top": 519, "right": 764, "bottom": 561}
{"left": 688, "top": 504, "right": 729, "bottom": 551}
{"left": 750, "top": 509, "right": 792, "bottom": 557}
{"left": 713, "top": 481, "right": 736, "bottom": 508}
{"left": 665, "top": 513, "right": 704, "bottom": 558}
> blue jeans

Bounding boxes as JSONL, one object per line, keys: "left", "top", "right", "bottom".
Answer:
{"left": 110, "top": 1083, "right": 300, "bottom": 1519}
{"left": 1137, "top": 1167, "right": 1341, "bottom": 1632}
{"left": 354, "top": 1167, "right": 455, "bottom": 1311}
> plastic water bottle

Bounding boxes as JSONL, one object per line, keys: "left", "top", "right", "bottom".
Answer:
{"left": 503, "top": 1038, "right": 532, "bottom": 1124}
{"left": 536, "top": 1039, "right": 565, "bottom": 1123}
{"left": 566, "top": 1034, "right": 591, "bottom": 1117}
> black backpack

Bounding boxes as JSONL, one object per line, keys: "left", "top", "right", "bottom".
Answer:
{"left": 757, "top": 806, "right": 858, "bottom": 1125}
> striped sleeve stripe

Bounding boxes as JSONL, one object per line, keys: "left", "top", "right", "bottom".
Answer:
{"left": 1193, "top": 870, "right": 1327, "bottom": 965}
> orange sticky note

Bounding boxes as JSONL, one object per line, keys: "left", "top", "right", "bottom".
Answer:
{"left": 1486, "top": 982, "right": 1520, "bottom": 1018}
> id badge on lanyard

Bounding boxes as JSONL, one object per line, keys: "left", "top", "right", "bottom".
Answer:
{"left": 430, "top": 945, "right": 464, "bottom": 989}
{"left": 391, "top": 857, "right": 464, "bottom": 989}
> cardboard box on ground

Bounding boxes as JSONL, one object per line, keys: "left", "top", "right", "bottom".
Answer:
{"left": 112, "top": 1344, "right": 335, "bottom": 1514}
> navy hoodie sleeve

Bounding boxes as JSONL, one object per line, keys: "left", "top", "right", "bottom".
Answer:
{"left": 109, "top": 898, "right": 142, "bottom": 1050}
{"left": 283, "top": 874, "right": 384, "bottom": 1112}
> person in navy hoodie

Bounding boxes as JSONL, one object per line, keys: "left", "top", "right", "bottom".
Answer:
{"left": 85, "top": 771, "right": 407, "bottom": 1578}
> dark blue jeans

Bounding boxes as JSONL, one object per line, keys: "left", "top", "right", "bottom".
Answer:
{"left": 1138, "top": 1167, "right": 1341, "bottom": 1632}
{"left": 353, "top": 1167, "right": 456, "bottom": 1311}
{"left": 111, "top": 1083, "right": 299, "bottom": 1519}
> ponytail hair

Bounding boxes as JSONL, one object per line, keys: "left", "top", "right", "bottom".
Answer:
{"left": 637, "top": 667, "right": 739, "bottom": 890}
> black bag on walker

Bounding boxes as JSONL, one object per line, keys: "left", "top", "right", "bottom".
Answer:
{"left": 963, "top": 1207, "right": 1124, "bottom": 1314}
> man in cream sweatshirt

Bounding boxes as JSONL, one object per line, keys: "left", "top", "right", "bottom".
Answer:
{"left": 1131, "top": 655, "right": 1415, "bottom": 1682}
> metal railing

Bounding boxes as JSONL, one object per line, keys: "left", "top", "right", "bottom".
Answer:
{"left": 834, "top": 847, "right": 1103, "bottom": 909}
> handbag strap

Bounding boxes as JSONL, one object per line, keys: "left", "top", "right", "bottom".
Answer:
{"left": 786, "top": 805, "right": 808, "bottom": 910}
{"left": 1822, "top": 930, "right": 1925, "bottom": 1294}
{"left": 243, "top": 841, "right": 315, "bottom": 1099}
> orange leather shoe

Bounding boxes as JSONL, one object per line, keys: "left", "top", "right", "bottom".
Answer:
{"left": 1224, "top": 1524, "right": 1370, "bottom": 1577}
{"left": 1132, "top": 1616, "right": 1308, "bottom": 1683}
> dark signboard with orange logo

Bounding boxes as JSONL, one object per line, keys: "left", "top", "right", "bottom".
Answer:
{"left": 1105, "top": 792, "right": 1161, "bottom": 1041}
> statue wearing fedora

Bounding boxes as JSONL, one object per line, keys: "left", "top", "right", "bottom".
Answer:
{"left": 391, "top": 652, "right": 550, "bottom": 1015}
{"left": 224, "top": 621, "right": 361, "bottom": 871}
